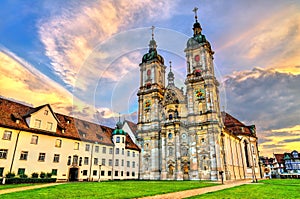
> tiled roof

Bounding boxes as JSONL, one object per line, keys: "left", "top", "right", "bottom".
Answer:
{"left": 222, "top": 112, "right": 255, "bottom": 137}
{"left": 124, "top": 120, "right": 138, "bottom": 137}
{"left": 0, "top": 97, "right": 140, "bottom": 150}
{"left": 274, "top": 154, "right": 284, "bottom": 164}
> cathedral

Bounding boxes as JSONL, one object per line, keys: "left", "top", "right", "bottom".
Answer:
{"left": 137, "top": 8, "right": 260, "bottom": 181}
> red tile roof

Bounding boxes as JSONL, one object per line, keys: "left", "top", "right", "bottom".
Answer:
{"left": 222, "top": 112, "right": 256, "bottom": 137}
{"left": 124, "top": 120, "right": 138, "bottom": 137}
{"left": 274, "top": 154, "right": 284, "bottom": 164}
{"left": 0, "top": 97, "right": 140, "bottom": 151}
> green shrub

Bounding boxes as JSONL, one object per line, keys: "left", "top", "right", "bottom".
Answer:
{"left": 19, "top": 174, "right": 28, "bottom": 178}
{"left": 5, "top": 178, "right": 57, "bottom": 184}
{"left": 31, "top": 172, "right": 39, "bottom": 178}
{"left": 40, "top": 172, "right": 46, "bottom": 178}
{"left": 46, "top": 172, "right": 52, "bottom": 178}
{"left": 6, "top": 172, "right": 15, "bottom": 178}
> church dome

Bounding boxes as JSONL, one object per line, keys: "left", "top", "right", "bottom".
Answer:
{"left": 142, "top": 47, "right": 164, "bottom": 65}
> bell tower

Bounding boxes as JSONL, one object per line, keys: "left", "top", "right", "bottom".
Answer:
{"left": 137, "top": 26, "right": 166, "bottom": 180}
{"left": 184, "top": 7, "right": 223, "bottom": 180}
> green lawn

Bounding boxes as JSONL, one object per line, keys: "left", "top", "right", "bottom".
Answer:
{"left": 0, "top": 180, "right": 218, "bottom": 199}
{"left": 0, "top": 184, "right": 37, "bottom": 190}
{"left": 188, "top": 179, "right": 300, "bottom": 199}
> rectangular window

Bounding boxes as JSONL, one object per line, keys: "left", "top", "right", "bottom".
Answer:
{"left": 101, "top": 170, "right": 105, "bottom": 176}
{"left": 95, "top": 146, "right": 99, "bottom": 153}
{"left": 93, "top": 170, "right": 97, "bottom": 176}
{"left": 94, "top": 158, "right": 98, "bottom": 165}
{"left": 17, "top": 168, "right": 25, "bottom": 175}
{"left": 133, "top": 152, "right": 135, "bottom": 157}
{"left": 2, "top": 131, "right": 12, "bottom": 140}
{"left": 20, "top": 151, "right": 28, "bottom": 160}
{"left": 0, "top": 167, "right": 4, "bottom": 177}
{"left": 102, "top": 158, "right": 106, "bottom": 166}
{"left": 109, "top": 159, "right": 112, "bottom": 166}
{"left": 127, "top": 151, "right": 130, "bottom": 157}
{"left": 85, "top": 144, "right": 90, "bottom": 151}
{"left": 52, "top": 169, "right": 57, "bottom": 176}
{"left": 122, "top": 137, "right": 124, "bottom": 143}
{"left": 122, "top": 148, "right": 124, "bottom": 155}
{"left": 73, "top": 155, "right": 78, "bottom": 165}
{"left": 84, "top": 157, "right": 89, "bottom": 165}
{"left": 115, "top": 159, "right": 119, "bottom": 166}
{"left": 116, "top": 148, "right": 119, "bottom": 154}
{"left": 74, "top": 142, "right": 79, "bottom": 150}
{"left": 115, "top": 171, "right": 118, "bottom": 176}
{"left": 127, "top": 161, "right": 130, "bottom": 167}
{"left": 53, "top": 154, "right": 60, "bottom": 163}
{"left": 121, "top": 171, "right": 123, "bottom": 176}
{"left": 0, "top": 149, "right": 8, "bottom": 159}
{"left": 109, "top": 148, "right": 113, "bottom": 154}
{"left": 55, "top": 139, "right": 62, "bottom": 148}
{"left": 31, "top": 135, "right": 38, "bottom": 144}
{"left": 108, "top": 171, "right": 112, "bottom": 176}
{"left": 102, "top": 147, "right": 106, "bottom": 154}
{"left": 83, "top": 170, "right": 88, "bottom": 176}
{"left": 38, "top": 153, "right": 46, "bottom": 161}
{"left": 127, "top": 171, "right": 130, "bottom": 176}
{"left": 46, "top": 122, "right": 53, "bottom": 130}
{"left": 116, "top": 136, "right": 120, "bottom": 143}
{"left": 34, "top": 119, "right": 41, "bottom": 128}
{"left": 132, "top": 161, "right": 135, "bottom": 168}
{"left": 132, "top": 172, "right": 135, "bottom": 177}
{"left": 121, "top": 159, "right": 124, "bottom": 166}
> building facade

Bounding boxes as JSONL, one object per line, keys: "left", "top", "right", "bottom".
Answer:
{"left": 137, "top": 9, "right": 260, "bottom": 181}
{"left": 0, "top": 98, "right": 140, "bottom": 181}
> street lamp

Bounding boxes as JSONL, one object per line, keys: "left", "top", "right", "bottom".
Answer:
{"left": 98, "top": 165, "right": 102, "bottom": 182}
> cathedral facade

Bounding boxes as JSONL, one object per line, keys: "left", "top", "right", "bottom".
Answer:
{"left": 137, "top": 10, "right": 260, "bottom": 181}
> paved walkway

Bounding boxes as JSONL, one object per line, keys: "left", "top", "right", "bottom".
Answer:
{"left": 139, "top": 180, "right": 252, "bottom": 199}
{"left": 0, "top": 183, "right": 64, "bottom": 195}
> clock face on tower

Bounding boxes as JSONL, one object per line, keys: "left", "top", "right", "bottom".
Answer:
{"left": 147, "top": 69, "right": 151, "bottom": 76}
{"left": 194, "top": 55, "right": 200, "bottom": 62}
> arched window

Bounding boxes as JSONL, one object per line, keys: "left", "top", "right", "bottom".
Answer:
{"left": 244, "top": 140, "right": 250, "bottom": 167}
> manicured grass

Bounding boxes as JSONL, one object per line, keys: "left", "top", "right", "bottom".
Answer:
{"left": 0, "top": 180, "right": 218, "bottom": 199}
{"left": 188, "top": 179, "right": 300, "bottom": 199}
{"left": 0, "top": 184, "right": 37, "bottom": 190}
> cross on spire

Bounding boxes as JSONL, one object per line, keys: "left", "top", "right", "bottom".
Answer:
{"left": 151, "top": 25, "right": 155, "bottom": 40}
{"left": 193, "top": 7, "right": 198, "bottom": 22}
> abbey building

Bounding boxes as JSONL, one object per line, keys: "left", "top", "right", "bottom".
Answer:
{"left": 137, "top": 9, "right": 260, "bottom": 181}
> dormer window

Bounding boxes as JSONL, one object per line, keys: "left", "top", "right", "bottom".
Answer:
{"left": 47, "top": 122, "right": 53, "bottom": 131}
{"left": 34, "top": 119, "right": 41, "bottom": 128}
{"left": 44, "top": 110, "right": 48, "bottom": 115}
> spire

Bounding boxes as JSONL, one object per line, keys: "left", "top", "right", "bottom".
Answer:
{"left": 168, "top": 61, "right": 175, "bottom": 86}
{"left": 192, "top": 7, "right": 202, "bottom": 36}
{"left": 116, "top": 113, "right": 122, "bottom": 129}
{"left": 149, "top": 25, "right": 157, "bottom": 49}
{"left": 193, "top": 7, "right": 198, "bottom": 22}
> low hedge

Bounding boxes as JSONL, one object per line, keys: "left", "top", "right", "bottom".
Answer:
{"left": 4, "top": 177, "right": 57, "bottom": 184}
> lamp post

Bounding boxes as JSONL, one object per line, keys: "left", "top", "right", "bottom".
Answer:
{"left": 98, "top": 165, "right": 102, "bottom": 182}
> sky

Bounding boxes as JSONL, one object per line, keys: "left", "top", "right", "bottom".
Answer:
{"left": 0, "top": 0, "right": 299, "bottom": 157}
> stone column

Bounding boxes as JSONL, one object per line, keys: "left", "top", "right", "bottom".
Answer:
{"left": 175, "top": 130, "right": 183, "bottom": 180}
{"left": 161, "top": 132, "right": 167, "bottom": 180}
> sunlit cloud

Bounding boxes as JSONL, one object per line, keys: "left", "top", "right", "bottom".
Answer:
{"left": 38, "top": 0, "right": 177, "bottom": 89}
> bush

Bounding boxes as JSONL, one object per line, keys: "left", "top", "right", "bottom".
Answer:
{"left": 5, "top": 177, "right": 57, "bottom": 184}
{"left": 6, "top": 172, "right": 15, "bottom": 178}
{"left": 32, "top": 172, "right": 39, "bottom": 178}
{"left": 40, "top": 172, "right": 46, "bottom": 178}
{"left": 46, "top": 172, "right": 52, "bottom": 178}
{"left": 19, "top": 174, "right": 28, "bottom": 178}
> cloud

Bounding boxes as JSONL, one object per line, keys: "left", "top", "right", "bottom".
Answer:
{"left": 223, "top": 67, "right": 300, "bottom": 156}
{"left": 38, "top": 0, "right": 177, "bottom": 89}
{"left": 0, "top": 49, "right": 98, "bottom": 123}
{"left": 215, "top": 4, "right": 300, "bottom": 75}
